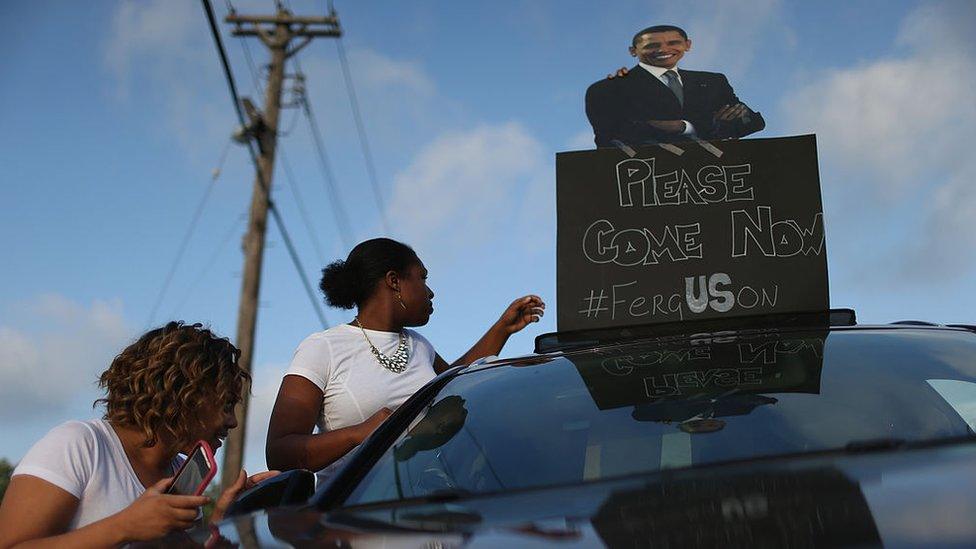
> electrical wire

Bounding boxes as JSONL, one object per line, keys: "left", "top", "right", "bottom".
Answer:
{"left": 299, "top": 91, "right": 354, "bottom": 249}
{"left": 334, "top": 35, "right": 391, "bottom": 234}
{"left": 283, "top": 51, "right": 354, "bottom": 250}
{"left": 277, "top": 104, "right": 302, "bottom": 137}
{"left": 271, "top": 0, "right": 376, "bottom": 246}
{"left": 202, "top": 0, "right": 329, "bottom": 328}
{"left": 166, "top": 212, "right": 246, "bottom": 319}
{"left": 227, "top": 0, "right": 264, "bottom": 96}
{"left": 278, "top": 147, "right": 326, "bottom": 264}
{"left": 145, "top": 138, "right": 232, "bottom": 328}
{"left": 290, "top": 0, "right": 389, "bottom": 234}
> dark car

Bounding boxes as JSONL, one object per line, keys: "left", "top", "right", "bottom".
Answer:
{"left": 166, "top": 311, "right": 976, "bottom": 547}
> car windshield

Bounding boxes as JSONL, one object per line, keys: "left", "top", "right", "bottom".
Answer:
{"left": 345, "top": 328, "right": 976, "bottom": 506}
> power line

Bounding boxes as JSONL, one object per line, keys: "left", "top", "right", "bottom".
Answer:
{"left": 287, "top": 0, "right": 389, "bottom": 234}
{"left": 266, "top": 0, "right": 383, "bottom": 243}
{"left": 299, "top": 88, "right": 354, "bottom": 249}
{"left": 334, "top": 35, "right": 390, "bottom": 234}
{"left": 202, "top": 0, "right": 328, "bottom": 329}
{"left": 278, "top": 147, "right": 326, "bottom": 263}
{"left": 145, "top": 138, "right": 232, "bottom": 328}
{"left": 284, "top": 51, "right": 354, "bottom": 251}
{"left": 228, "top": 0, "right": 265, "bottom": 95}
{"left": 166, "top": 212, "right": 246, "bottom": 320}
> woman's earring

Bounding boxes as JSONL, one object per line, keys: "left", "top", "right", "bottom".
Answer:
{"left": 396, "top": 291, "right": 407, "bottom": 310}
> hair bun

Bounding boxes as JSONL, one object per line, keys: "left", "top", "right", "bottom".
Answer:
{"left": 320, "top": 259, "right": 360, "bottom": 309}
{"left": 318, "top": 238, "right": 419, "bottom": 310}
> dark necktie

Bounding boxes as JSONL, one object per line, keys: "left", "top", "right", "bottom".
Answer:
{"left": 663, "top": 70, "right": 684, "bottom": 106}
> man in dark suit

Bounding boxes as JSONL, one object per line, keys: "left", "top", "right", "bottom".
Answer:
{"left": 586, "top": 25, "right": 765, "bottom": 147}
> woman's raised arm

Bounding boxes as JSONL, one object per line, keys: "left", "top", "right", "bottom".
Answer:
{"left": 434, "top": 295, "right": 546, "bottom": 373}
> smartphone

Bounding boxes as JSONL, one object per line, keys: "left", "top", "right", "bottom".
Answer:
{"left": 166, "top": 440, "right": 217, "bottom": 496}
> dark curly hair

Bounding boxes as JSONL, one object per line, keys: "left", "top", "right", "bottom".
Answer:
{"left": 319, "top": 238, "right": 420, "bottom": 309}
{"left": 95, "top": 321, "right": 250, "bottom": 448}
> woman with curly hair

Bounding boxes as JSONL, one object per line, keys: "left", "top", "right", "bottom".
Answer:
{"left": 0, "top": 321, "right": 276, "bottom": 547}
{"left": 266, "top": 238, "right": 545, "bottom": 481}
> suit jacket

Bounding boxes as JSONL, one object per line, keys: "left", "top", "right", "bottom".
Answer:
{"left": 585, "top": 66, "right": 765, "bottom": 147}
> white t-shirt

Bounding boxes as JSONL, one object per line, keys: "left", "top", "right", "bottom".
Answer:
{"left": 13, "top": 419, "right": 181, "bottom": 530}
{"left": 285, "top": 324, "right": 438, "bottom": 480}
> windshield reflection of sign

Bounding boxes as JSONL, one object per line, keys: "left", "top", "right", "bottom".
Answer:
{"left": 591, "top": 467, "right": 880, "bottom": 547}
{"left": 573, "top": 334, "right": 824, "bottom": 411}
{"left": 634, "top": 393, "right": 779, "bottom": 426}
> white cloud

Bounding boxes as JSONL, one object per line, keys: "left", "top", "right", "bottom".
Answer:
{"left": 298, "top": 46, "right": 455, "bottom": 157}
{"left": 384, "top": 122, "right": 550, "bottom": 258}
{"left": 657, "top": 0, "right": 787, "bottom": 76}
{"left": 345, "top": 49, "right": 436, "bottom": 98}
{"left": 0, "top": 295, "right": 131, "bottom": 420}
{"left": 785, "top": 57, "right": 975, "bottom": 191}
{"left": 567, "top": 129, "right": 596, "bottom": 151}
{"left": 104, "top": 1, "right": 199, "bottom": 91}
{"left": 782, "top": 1, "right": 976, "bottom": 280}
{"left": 103, "top": 1, "right": 234, "bottom": 159}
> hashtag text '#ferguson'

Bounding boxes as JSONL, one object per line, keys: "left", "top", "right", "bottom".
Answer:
{"left": 578, "top": 273, "right": 779, "bottom": 322}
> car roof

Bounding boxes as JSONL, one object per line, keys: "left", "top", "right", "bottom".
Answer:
{"left": 483, "top": 308, "right": 974, "bottom": 359}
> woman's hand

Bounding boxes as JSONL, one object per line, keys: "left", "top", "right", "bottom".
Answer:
{"left": 115, "top": 477, "right": 210, "bottom": 541}
{"left": 495, "top": 295, "right": 546, "bottom": 335}
{"left": 449, "top": 296, "right": 546, "bottom": 368}
{"left": 353, "top": 407, "right": 393, "bottom": 443}
{"left": 210, "top": 470, "right": 281, "bottom": 523}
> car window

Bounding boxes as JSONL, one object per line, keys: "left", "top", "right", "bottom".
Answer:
{"left": 346, "top": 329, "right": 976, "bottom": 506}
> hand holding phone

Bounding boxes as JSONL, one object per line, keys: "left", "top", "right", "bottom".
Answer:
{"left": 166, "top": 440, "right": 217, "bottom": 496}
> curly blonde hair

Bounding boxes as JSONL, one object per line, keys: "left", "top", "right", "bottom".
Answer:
{"left": 95, "top": 321, "right": 250, "bottom": 447}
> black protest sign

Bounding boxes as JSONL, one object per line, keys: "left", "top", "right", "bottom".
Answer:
{"left": 556, "top": 135, "right": 827, "bottom": 332}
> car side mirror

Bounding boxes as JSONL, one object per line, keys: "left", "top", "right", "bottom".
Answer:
{"left": 223, "top": 469, "right": 316, "bottom": 518}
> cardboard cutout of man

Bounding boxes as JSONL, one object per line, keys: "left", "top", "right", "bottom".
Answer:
{"left": 585, "top": 25, "right": 765, "bottom": 147}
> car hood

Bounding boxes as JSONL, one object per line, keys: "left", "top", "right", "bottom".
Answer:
{"left": 166, "top": 441, "right": 976, "bottom": 547}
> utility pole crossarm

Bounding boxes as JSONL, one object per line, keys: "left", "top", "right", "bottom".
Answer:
{"left": 229, "top": 27, "right": 341, "bottom": 37}
{"left": 225, "top": 13, "right": 339, "bottom": 26}
{"left": 226, "top": 10, "right": 341, "bottom": 41}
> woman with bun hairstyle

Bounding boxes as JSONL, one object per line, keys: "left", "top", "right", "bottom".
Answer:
{"left": 266, "top": 238, "right": 545, "bottom": 479}
{"left": 0, "top": 322, "right": 277, "bottom": 547}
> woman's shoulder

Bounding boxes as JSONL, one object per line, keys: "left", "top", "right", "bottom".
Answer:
{"left": 294, "top": 325, "right": 366, "bottom": 356}
{"left": 296, "top": 324, "right": 359, "bottom": 346}
{"left": 33, "top": 420, "right": 102, "bottom": 448}
{"left": 287, "top": 325, "right": 361, "bottom": 389}
{"left": 13, "top": 419, "right": 109, "bottom": 498}
{"left": 30, "top": 419, "right": 123, "bottom": 460}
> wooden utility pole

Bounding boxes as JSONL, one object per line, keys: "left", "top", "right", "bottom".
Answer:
{"left": 221, "top": 6, "right": 340, "bottom": 490}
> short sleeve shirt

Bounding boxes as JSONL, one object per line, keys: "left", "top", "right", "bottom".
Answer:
{"left": 285, "top": 324, "right": 438, "bottom": 480}
{"left": 12, "top": 419, "right": 180, "bottom": 530}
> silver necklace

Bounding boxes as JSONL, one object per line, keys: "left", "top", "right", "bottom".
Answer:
{"left": 354, "top": 317, "right": 410, "bottom": 373}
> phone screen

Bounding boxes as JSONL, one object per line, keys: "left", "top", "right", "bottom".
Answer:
{"left": 168, "top": 445, "right": 213, "bottom": 495}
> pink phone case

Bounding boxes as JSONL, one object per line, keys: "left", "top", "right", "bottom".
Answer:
{"left": 167, "top": 440, "right": 217, "bottom": 496}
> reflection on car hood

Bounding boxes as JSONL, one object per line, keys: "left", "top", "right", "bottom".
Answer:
{"left": 178, "top": 441, "right": 976, "bottom": 547}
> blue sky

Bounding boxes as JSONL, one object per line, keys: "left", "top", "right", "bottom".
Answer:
{"left": 1, "top": 0, "right": 974, "bottom": 474}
